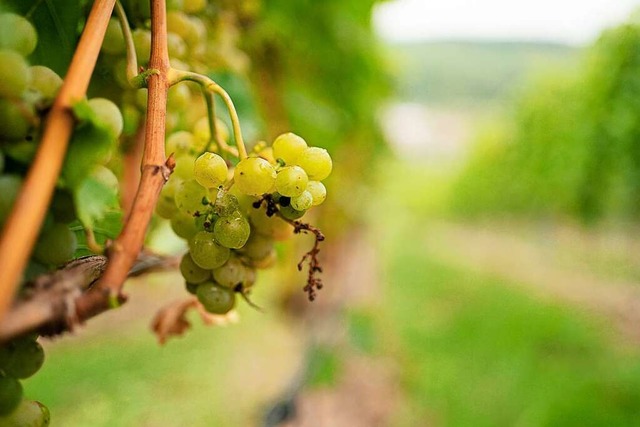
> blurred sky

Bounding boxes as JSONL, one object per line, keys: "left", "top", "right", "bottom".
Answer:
{"left": 374, "top": 0, "right": 640, "bottom": 44}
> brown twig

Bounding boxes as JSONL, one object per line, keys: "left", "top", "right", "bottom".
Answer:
{"left": 75, "top": 0, "right": 172, "bottom": 321}
{"left": 0, "top": 0, "right": 117, "bottom": 322}
{"left": 0, "top": 253, "right": 177, "bottom": 343}
{"left": 121, "top": 124, "right": 146, "bottom": 219}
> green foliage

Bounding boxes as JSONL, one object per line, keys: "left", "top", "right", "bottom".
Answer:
{"left": 453, "top": 20, "right": 640, "bottom": 223}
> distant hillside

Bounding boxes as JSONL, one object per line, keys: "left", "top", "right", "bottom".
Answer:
{"left": 387, "top": 40, "right": 580, "bottom": 104}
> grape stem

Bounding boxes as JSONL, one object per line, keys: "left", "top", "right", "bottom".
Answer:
{"left": 0, "top": 0, "right": 118, "bottom": 322}
{"left": 168, "top": 69, "right": 248, "bottom": 159}
{"left": 202, "top": 89, "right": 238, "bottom": 158}
{"left": 114, "top": 0, "right": 139, "bottom": 85}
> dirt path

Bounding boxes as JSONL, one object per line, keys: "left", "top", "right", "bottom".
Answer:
{"left": 423, "top": 221, "right": 640, "bottom": 342}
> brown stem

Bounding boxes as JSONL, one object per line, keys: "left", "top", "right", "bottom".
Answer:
{"left": 76, "top": 0, "right": 172, "bottom": 319}
{"left": 0, "top": 0, "right": 117, "bottom": 322}
{"left": 121, "top": 124, "right": 146, "bottom": 219}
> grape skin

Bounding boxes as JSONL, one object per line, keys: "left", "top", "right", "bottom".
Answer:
{"left": 0, "top": 338, "right": 44, "bottom": 379}
{"left": 194, "top": 152, "right": 228, "bottom": 188}
{"left": 180, "top": 252, "right": 211, "bottom": 284}
{"left": 306, "top": 181, "right": 327, "bottom": 206}
{"left": 291, "top": 190, "right": 313, "bottom": 211}
{"left": 234, "top": 157, "right": 276, "bottom": 196}
{"left": 213, "top": 215, "right": 250, "bottom": 249}
{"left": 0, "top": 374, "right": 22, "bottom": 416}
{"left": 32, "top": 223, "right": 77, "bottom": 266}
{"left": 297, "top": 147, "right": 332, "bottom": 181}
{"left": 189, "top": 231, "right": 230, "bottom": 269}
{"left": 196, "top": 282, "right": 235, "bottom": 314}
{"left": 272, "top": 132, "right": 307, "bottom": 165}
{"left": 174, "top": 179, "right": 209, "bottom": 214}
{"left": 27, "top": 66, "right": 62, "bottom": 105}
{"left": 170, "top": 211, "right": 199, "bottom": 239}
{"left": 0, "top": 50, "right": 30, "bottom": 99}
{"left": 88, "top": 98, "right": 124, "bottom": 138}
{"left": 212, "top": 257, "right": 246, "bottom": 288}
{"left": 275, "top": 166, "right": 308, "bottom": 197}
{"left": 0, "top": 14, "right": 37, "bottom": 56}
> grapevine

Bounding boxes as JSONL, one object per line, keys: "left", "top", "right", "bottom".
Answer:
{"left": 0, "top": 0, "right": 333, "bottom": 423}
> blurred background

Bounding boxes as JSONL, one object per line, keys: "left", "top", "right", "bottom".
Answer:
{"left": 25, "top": 0, "right": 640, "bottom": 425}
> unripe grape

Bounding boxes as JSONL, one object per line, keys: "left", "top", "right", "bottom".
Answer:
{"left": 33, "top": 223, "right": 77, "bottom": 265}
{"left": 170, "top": 211, "right": 198, "bottom": 239}
{"left": 194, "top": 116, "right": 228, "bottom": 150}
{"left": 0, "top": 99, "right": 34, "bottom": 140}
{"left": 240, "top": 233, "right": 274, "bottom": 261}
{"left": 0, "top": 50, "right": 29, "bottom": 99}
{"left": 196, "top": 282, "right": 235, "bottom": 314}
{"left": 167, "top": 32, "right": 187, "bottom": 59}
{"left": 156, "top": 178, "right": 180, "bottom": 219}
{"left": 247, "top": 249, "right": 277, "bottom": 269}
{"left": 0, "top": 399, "right": 50, "bottom": 427}
{"left": 0, "top": 14, "right": 37, "bottom": 56}
{"left": 102, "top": 18, "right": 125, "bottom": 55}
{"left": 180, "top": 252, "right": 210, "bottom": 284}
{"left": 194, "top": 152, "right": 228, "bottom": 188}
{"left": 132, "top": 29, "right": 151, "bottom": 63}
{"left": 280, "top": 205, "right": 305, "bottom": 220}
{"left": 173, "top": 155, "right": 196, "bottom": 180}
{"left": 234, "top": 157, "right": 276, "bottom": 196}
{"left": 249, "top": 207, "right": 292, "bottom": 241}
{"left": 88, "top": 98, "right": 123, "bottom": 138}
{"left": 272, "top": 133, "right": 307, "bottom": 165}
{"left": 0, "top": 338, "right": 44, "bottom": 379}
{"left": 167, "top": 82, "right": 191, "bottom": 110}
{"left": 183, "top": 0, "right": 207, "bottom": 13}
{"left": 0, "top": 374, "right": 22, "bottom": 416}
{"left": 213, "top": 215, "right": 250, "bottom": 249}
{"left": 189, "top": 231, "right": 230, "bottom": 269}
{"left": 214, "top": 193, "right": 240, "bottom": 217}
{"left": 185, "top": 282, "right": 199, "bottom": 295}
{"left": 306, "top": 181, "right": 327, "bottom": 206}
{"left": 291, "top": 190, "right": 313, "bottom": 211}
{"left": 166, "top": 131, "right": 195, "bottom": 157}
{"left": 297, "top": 147, "right": 332, "bottom": 181}
{"left": 167, "top": 11, "right": 200, "bottom": 47}
{"left": 28, "top": 66, "right": 62, "bottom": 105}
{"left": 175, "top": 179, "right": 209, "bottom": 214}
{"left": 212, "top": 257, "right": 246, "bottom": 288}
{"left": 275, "top": 166, "right": 308, "bottom": 197}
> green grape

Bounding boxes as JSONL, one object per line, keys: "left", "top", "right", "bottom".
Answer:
{"left": 27, "top": 66, "right": 62, "bottom": 106}
{"left": 306, "top": 181, "right": 327, "bottom": 206}
{"left": 249, "top": 206, "right": 292, "bottom": 241}
{"left": 194, "top": 212, "right": 218, "bottom": 232}
{"left": 214, "top": 193, "right": 240, "bottom": 217}
{"left": 88, "top": 98, "right": 124, "bottom": 138}
{"left": 166, "top": 131, "right": 195, "bottom": 157}
{"left": 175, "top": 179, "right": 209, "bottom": 214}
{"left": 0, "top": 374, "right": 22, "bottom": 416}
{"left": 170, "top": 211, "right": 198, "bottom": 239}
{"left": 179, "top": 252, "right": 210, "bottom": 284}
{"left": 291, "top": 190, "right": 313, "bottom": 211}
{"left": 0, "top": 399, "right": 50, "bottom": 427}
{"left": 196, "top": 282, "right": 235, "bottom": 314}
{"left": 0, "top": 152, "right": 4, "bottom": 173}
{"left": 121, "top": 103, "right": 141, "bottom": 136}
{"left": 243, "top": 266, "right": 257, "bottom": 289}
{"left": 156, "top": 178, "right": 180, "bottom": 219}
{"left": 0, "top": 50, "right": 29, "bottom": 99}
{"left": 0, "top": 175, "right": 21, "bottom": 224}
{"left": 173, "top": 155, "right": 196, "bottom": 180}
{"left": 194, "top": 152, "right": 228, "bottom": 188}
{"left": 166, "top": 0, "right": 184, "bottom": 11}
{"left": 167, "top": 83, "right": 191, "bottom": 110}
{"left": 0, "top": 14, "right": 37, "bottom": 56}
{"left": 167, "top": 32, "right": 187, "bottom": 59}
{"left": 194, "top": 116, "right": 230, "bottom": 150}
{"left": 275, "top": 166, "right": 308, "bottom": 197}
{"left": 167, "top": 11, "right": 200, "bottom": 48}
{"left": 102, "top": 18, "right": 125, "bottom": 55}
{"left": 272, "top": 132, "right": 307, "bottom": 165}
{"left": 0, "top": 338, "right": 44, "bottom": 379}
{"left": 189, "top": 231, "right": 230, "bottom": 269}
{"left": 213, "top": 214, "right": 250, "bottom": 249}
{"left": 296, "top": 147, "right": 332, "bottom": 181}
{"left": 234, "top": 157, "right": 276, "bottom": 196}
{"left": 280, "top": 205, "right": 305, "bottom": 220}
{"left": 183, "top": 0, "right": 207, "bottom": 13}
{"left": 240, "top": 233, "right": 274, "bottom": 261}
{"left": 0, "top": 99, "right": 33, "bottom": 140}
{"left": 132, "top": 29, "right": 151, "bottom": 63}
{"left": 32, "top": 223, "right": 77, "bottom": 265}
{"left": 212, "top": 257, "right": 246, "bottom": 288}
{"left": 247, "top": 248, "right": 277, "bottom": 269}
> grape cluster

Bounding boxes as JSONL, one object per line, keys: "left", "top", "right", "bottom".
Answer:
{"left": 157, "top": 131, "right": 331, "bottom": 313}
{"left": 0, "top": 335, "right": 49, "bottom": 425}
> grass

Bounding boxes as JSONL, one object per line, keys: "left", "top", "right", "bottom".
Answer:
{"left": 368, "top": 166, "right": 640, "bottom": 426}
